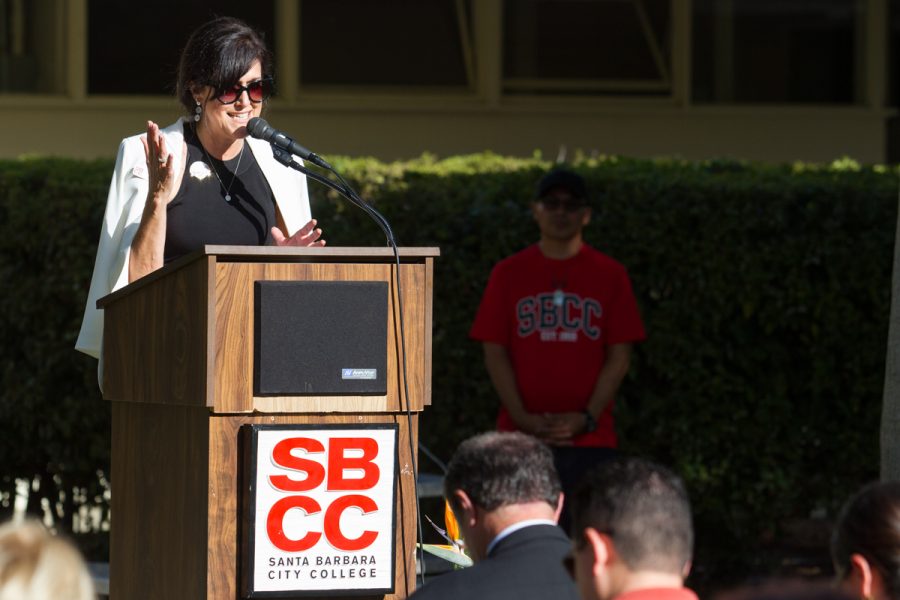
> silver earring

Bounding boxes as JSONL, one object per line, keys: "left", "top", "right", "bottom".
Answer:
{"left": 194, "top": 100, "right": 202, "bottom": 122}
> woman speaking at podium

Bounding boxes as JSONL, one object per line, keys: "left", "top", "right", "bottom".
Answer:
{"left": 76, "top": 16, "right": 324, "bottom": 364}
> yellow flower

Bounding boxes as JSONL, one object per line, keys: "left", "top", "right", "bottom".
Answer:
{"left": 444, "top": 499, "right": 461, "bottom": 545}
{"left": 421, "top": 500, "right": 472, "bottom": 568}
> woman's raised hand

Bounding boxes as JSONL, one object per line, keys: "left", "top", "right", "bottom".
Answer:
{"left": 271, "top": 219, "right": 326, "bottom": 247}
{"left": 141, "top": 120, "right": 186, "bottom": 205}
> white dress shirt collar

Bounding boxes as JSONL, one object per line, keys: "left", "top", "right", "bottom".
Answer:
{"left": 486, "top": 519, "right": 558, "bottom": 556}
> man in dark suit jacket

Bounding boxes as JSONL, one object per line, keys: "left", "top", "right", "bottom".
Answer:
{"left": 411, "top": 432, "right": 578, "bottom": 600}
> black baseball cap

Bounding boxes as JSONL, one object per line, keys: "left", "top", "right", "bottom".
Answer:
{"left": 535, "top": 169, "right": 588, "bottom": 201}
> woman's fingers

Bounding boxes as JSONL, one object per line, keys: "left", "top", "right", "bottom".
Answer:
{"left": 297, "top": 219, "right": 318, "bottom": 236}
{"left": 301, "top": 227, "right": 324, "bottom": 244}
{"left": 270, "top": 227, "right": 286, "bottom": 244}
{"left": 292, "top": 220, "right": 325, "bottom": 245}
{"left": 141, "top": 122, "right": 186, "bottom": 205}
{"left": 143, "top": 121, "right": 161, "bottom": 165}
{"left": 271, "top": 220, "right": 327, "bottom": 247}
{"left": 156, "top": 126, "right": 169, "bottom": 164}
{"left": 146, "top": 121, "right": 169, "bottom": 165}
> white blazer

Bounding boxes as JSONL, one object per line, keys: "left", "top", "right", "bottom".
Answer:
{"left": 75, "top": 117, "right": 312, "bottom": 361}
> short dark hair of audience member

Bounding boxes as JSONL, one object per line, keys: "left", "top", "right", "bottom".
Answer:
{"left": 443, "top": 431, "right": 562, "bottom": 560}
{"left": 831, "top": 480, "right": 900, "bottom": 600}
{"left": 569, "top": 457, "right": 694, "bottom": 600}
{"left": 0, "top": 519, "right": 95, "bottom": 600}
{"left": 176, "top": 16, "right": 274, "bottom": 116}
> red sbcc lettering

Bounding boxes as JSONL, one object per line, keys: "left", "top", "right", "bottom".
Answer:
{"left": 266, "top": 437, "right": 381, "bottom": 552}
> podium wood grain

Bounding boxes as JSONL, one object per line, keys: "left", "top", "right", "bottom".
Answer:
{"left": 110, "top": 402, "right": 209, "bottom": 600}
{"left": 102, "top": 257, "right": 214, "bottom": 406}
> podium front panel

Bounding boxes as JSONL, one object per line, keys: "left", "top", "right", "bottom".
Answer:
{"left": 215, "top": 260, "right": 431, "bottom": 413}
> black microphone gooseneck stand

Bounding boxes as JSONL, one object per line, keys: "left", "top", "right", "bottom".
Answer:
{"left": 270, "top": 146, "right": 427, "bottom": 589}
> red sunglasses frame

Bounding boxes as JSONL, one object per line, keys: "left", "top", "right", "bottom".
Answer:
{"left": 215, "top": 78, "right": 274, "bottom": 104}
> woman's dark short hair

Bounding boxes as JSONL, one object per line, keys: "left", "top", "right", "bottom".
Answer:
{"left": 176, "top": 16, "right": 273, "bottom": 114}
{"left": 831, "top": 480, "right": 900, "bottom": 598}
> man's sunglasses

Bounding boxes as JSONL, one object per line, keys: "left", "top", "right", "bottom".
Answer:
{"left": 539, "top": 197, "right": 588, "bottom": 212}
{"left": 215, "top": 78, "right": 274, "bottom": 104}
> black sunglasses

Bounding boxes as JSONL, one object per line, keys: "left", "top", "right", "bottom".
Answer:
{"left": 215, "top": 78, "right": 274, "bottom": 104}
{"left": 539, "top": 197, "right": 588, "bottom": 212}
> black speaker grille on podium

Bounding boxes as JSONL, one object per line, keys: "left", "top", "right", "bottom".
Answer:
{"left": 254, "top": 281, "right": 389, "bottom": 395}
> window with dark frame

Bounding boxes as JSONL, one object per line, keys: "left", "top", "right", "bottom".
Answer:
{"left": 502, "top": 0, "right": 672, "bottom": 96}
{"left": 0, "top": 0, "right": 66, "bottom": 94}
{"left": 298, "top": 0, "right": 473, "bottom": 88}
{"left": 87, "top": 0, "right": 276, "bottom": 95}
{"left": 1, "top": 0, "right": 873, "bottom": 107}
{"left": 692, "top": 0, "right": 858, "bottom": 104}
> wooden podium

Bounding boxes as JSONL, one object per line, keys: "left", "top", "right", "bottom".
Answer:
{"left": 97, "top": 246, "right": 439, "bottom": 600}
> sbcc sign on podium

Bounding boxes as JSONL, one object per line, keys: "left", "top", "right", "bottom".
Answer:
{"left": 241, "top": 424, "right": 398, "bottom": 597}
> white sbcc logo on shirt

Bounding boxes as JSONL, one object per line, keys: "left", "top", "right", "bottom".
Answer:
{"left": 515, "top": 292, "right": 603, "bottom": 341}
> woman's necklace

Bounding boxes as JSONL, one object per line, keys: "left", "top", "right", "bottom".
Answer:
{"left": 200, "top": 140, "right": 244, "bottom": 203}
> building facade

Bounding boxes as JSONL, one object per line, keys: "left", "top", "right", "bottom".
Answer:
{"left": 0, "top": 0, "right": 896, "bottom": 163}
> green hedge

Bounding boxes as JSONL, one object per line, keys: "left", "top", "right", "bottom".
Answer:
{"left": 0, "top": 158, "right": 112, "bottom": 556}
{"left": 0, "top": 153, "right": 895, "bottom": 585}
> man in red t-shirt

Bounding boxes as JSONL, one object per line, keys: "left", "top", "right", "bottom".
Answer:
{"left": 469, "top": 168, "right": 645, "bottom": 525}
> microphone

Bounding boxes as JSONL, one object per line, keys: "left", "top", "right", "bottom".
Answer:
{"left": 255, "top": 118, "right": 396, "bottom": 245}
{"left": 246, "top": 117, "right": 331, "bottom": 169}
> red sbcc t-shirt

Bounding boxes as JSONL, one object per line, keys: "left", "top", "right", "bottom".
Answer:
{"left": 469, "top": 244, "right": 646, "bottom": 447}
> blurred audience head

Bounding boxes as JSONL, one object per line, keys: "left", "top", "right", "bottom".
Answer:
{"left": 443, "top": 431, "right": 562, "bottom": 561}
{"left": 569, "top": 456, "right": 694, "bottom": 600}
{"left": 0, "top": 520, "right": 95, "bottom": 600}
{"left": 831, "top": 480, "right": 900, "bottom": 600}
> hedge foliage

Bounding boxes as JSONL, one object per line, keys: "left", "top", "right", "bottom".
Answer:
{"left": 0, "top": 152, "right": 895, "bottom": 583}
{"left": 0, "top": 158, "right": 112, "bottom": 551}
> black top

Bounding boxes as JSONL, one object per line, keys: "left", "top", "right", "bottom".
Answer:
{"left": 164, "top": 124, "right": 276, "bottom": 263}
